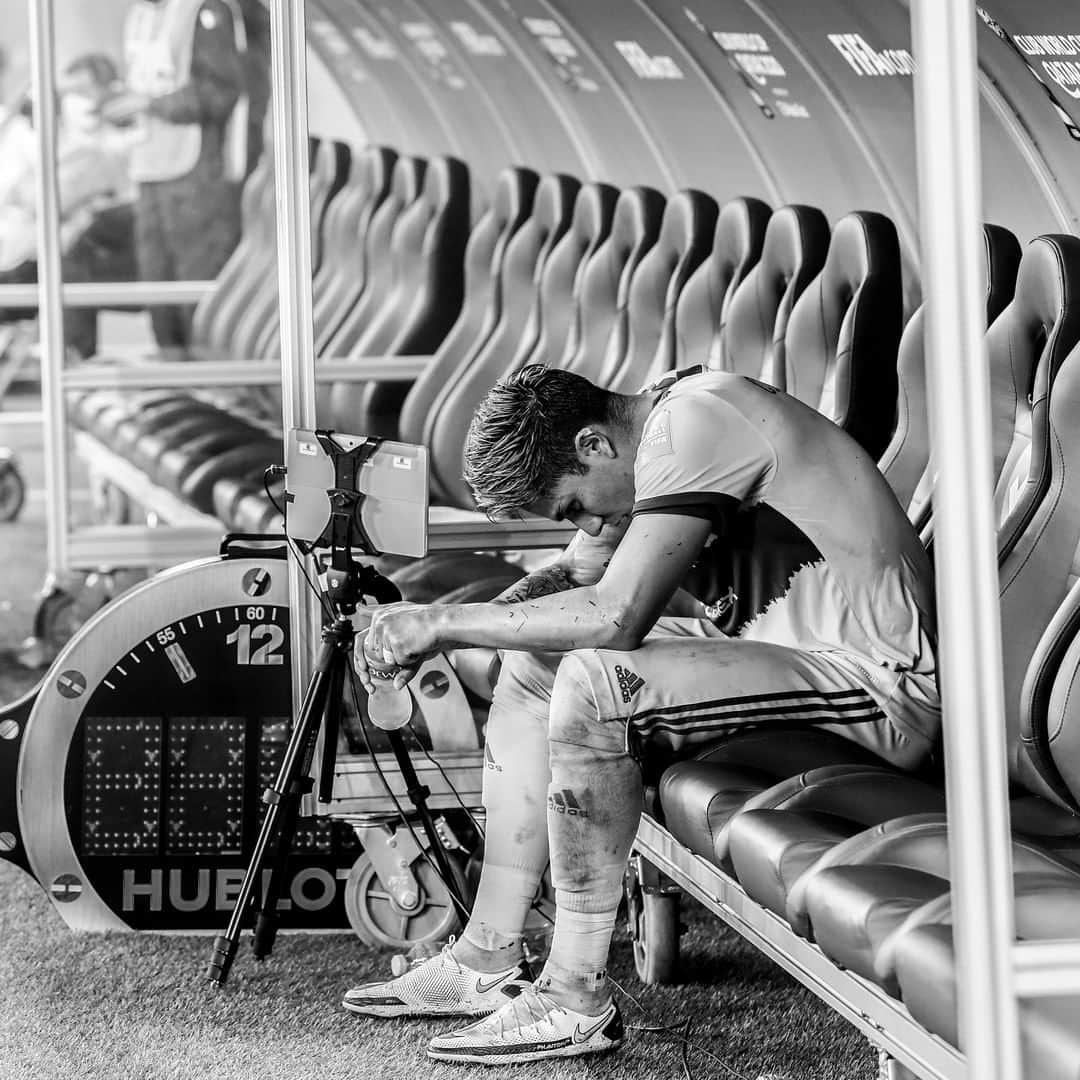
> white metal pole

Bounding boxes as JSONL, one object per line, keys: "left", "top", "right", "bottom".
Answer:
{"left": 28, "top": 0, "right": 69, "bottom": 577}
{"left": 267, "top": 0, "right": 319, "bottom": 720}
{"left": 910, "top": 2, "right": 1022, "bottom": 1077}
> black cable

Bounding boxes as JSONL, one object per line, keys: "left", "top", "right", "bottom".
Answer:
{"left": 345, "top": 668, "right": 474, "bottom": 925}
{"left": 405, "top": 720, "right": 486, "bottom": 841}
{"left": 608, "top": 971, "right": 755, "bottom": 1080}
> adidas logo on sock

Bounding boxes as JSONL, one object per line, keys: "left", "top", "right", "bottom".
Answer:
{"left": 548, "top": 789, "right": 588, "bottom": 818}
{"left": 615, "top": 664, "right": 645, "bottom": 703}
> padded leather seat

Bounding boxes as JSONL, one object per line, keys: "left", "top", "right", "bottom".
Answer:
{"left": 801, "top": 816, "right": 1080, "bottom": 992}
{"left": 600, "top": 189, "right": 718, "bottom": 393}
{"left": 428, "top": 173, "right": 580, "bottom": 508}
{"left": 563, "top": 186, "right": 665, "bottom": 379}
{"left": 511, "top": 182, "right": 618, "bottom": 369}
{"left": 782, "top": 211, "right": 903, "bottom": 460}
{"left": 658, "top": 728, "right": 887, "bottom": 866}
{"left": 398, "top": 166, "right": 539, "bottom": 450}
{"left": 721, "top": 205, "right": 830, "bottom": 385}
{"left": 894, "top": 915, "right": 1080, "bottom": 1079}
{"left": 675, "top": 196, "right": 771, "bottom": 370}
{"left": 334, "top": 156, "right": 471, "bottom": 437}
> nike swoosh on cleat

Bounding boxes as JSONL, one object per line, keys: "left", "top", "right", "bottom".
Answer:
{"left": 474, "top": 971, "right": 514, "bottom": 994}
{"left": 572, "top": 1006, "right": 615, "bottom": 1044}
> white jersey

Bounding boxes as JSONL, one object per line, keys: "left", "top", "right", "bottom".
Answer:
{"left": 632, "top": 368, "right": 939, "bottom": 747}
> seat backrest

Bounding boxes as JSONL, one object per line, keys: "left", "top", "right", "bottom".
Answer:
{"left": 343, "top": 157, "right": 472, "bottom": 436}
{"left": 989, "top": 288, "right": 1080, "bottom": 805}
{"left": 675, "top": 196, "right": 772, "bottom": 370}
{"left": 602, "top": 189, "right": 718, "bottom": 393}
{"left": 348, "top": 156, "right": 471, "bottom": 359}
{"left": 427, "top": 173, "right": 580, "bottom": 507}
{"left": 562, "top": 186, "right": 666, "bottom": 379}
{"left": 398, "top": 166, "right": 538, "bottom": 448}
{"left": 227, "top": 137, "right": 352, "bottom": 360}
{"left": 321, "top": 155, "right": 426, "bottom": 358}
{"left": 192, "top": 147, "right": 276, "bottom": 348}
{"left": 782, "top": 211, "right": 903, "bottom": 460}
{"left": 513, "top": 182, "right": 618, "bottom": 369}
{"left": 722, "top": 205, "right": 830, "bottom": 386}
{"left": 887, "top": 224, "right": 1021, "bottom": 519}
{"left": 307, "top": 138, "right": 353, "bottom": 274}
{"left": 313, "top": 146, "right": 396, "bottom": 354}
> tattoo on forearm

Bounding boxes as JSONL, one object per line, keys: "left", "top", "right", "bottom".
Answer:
{"left": 492, "top": 565, "right": 575, "bottom": 605}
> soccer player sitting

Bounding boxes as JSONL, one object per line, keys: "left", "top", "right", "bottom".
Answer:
{"left": 344, "top": 364, "right": 940, "bottom": 1065}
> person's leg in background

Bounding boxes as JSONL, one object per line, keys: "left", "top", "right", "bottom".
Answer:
{"left": 134, "top": 181, "right": 183, "bottom": 352}
{"left": 59, "top": 203, "right": 137, "bottom": 358}
{"left": 163, "top": 175, "right": 241, "bottom": 349}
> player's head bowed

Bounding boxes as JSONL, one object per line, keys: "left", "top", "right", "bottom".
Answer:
{"left": 464, "top": 366, "right": 632, "bottom": 520}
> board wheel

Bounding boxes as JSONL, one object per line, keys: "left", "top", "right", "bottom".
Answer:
{"left": 344, "top": 851, "right": 470, "bottom": 951}
{"left": 625, "top": 858, "right": 680, "bottom": 985}
{"left": 0, "top": 457, "right": 25, "bottom": 522}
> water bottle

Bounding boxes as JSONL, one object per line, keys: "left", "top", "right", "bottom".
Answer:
{"left": 365, "top": 654, "right": 413, "bottom": 730}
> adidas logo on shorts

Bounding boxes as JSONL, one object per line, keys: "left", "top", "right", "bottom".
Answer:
{"left": 615, "top": 664, "right": 645, "bottom": 703}
{"left": 548, "top": 789, "right": 588, "bottom": 817}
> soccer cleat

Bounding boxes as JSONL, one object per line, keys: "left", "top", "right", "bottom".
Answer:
{"left": 426, "top": 982, "right": 624, "bottom": 1064}
{"left": 342, "top": 942, "right": 531, "bottom": 1019}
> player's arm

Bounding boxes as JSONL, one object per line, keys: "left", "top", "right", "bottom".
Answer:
{"left": 491, "top": 519, "right": 628, "bottom": 604}
{"left": 358, "top": 513, "right": 711, "bottom": 688}
{"left": 149, "top": 1, "right": 242, "bottom": 125}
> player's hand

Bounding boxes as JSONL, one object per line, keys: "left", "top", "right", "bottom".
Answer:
{"left": 100, "top": 92, "right": 150, "bottom": 125}
{"left": 353, "top": 602, "right": 440, "bottom": 691}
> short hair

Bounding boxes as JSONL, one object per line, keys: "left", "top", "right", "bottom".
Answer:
{"left": 464, "top": 365, "right": 624, "bottom": 519}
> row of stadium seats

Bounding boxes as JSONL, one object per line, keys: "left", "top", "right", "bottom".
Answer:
{"left": 70, "top": 139, "right": 1080, "bottom": 1073}
{"left": 80, "top": 138, "right": 911, "bottom": 534}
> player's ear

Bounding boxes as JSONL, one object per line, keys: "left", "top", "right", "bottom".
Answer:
{"left": 574, "top": 427, "right": 616, "bottom": 462}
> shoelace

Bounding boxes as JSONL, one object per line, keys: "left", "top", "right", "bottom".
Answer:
{"left": 491, "top": 981, "right": 567, "bottom": 1040}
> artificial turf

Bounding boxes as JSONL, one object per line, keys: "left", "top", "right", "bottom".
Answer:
{"left": 0, "top": 857, "right": 874, "bottom": 1080}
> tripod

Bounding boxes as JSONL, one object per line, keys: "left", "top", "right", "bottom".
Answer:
{"left": 206, "top": 544, "right": 471, "bottom": 986}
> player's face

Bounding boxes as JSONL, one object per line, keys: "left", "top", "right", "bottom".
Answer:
{"left": 535, "top": 458, "right": 636, "bottom": 536}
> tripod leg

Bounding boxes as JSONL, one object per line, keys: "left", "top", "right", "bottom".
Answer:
{"left": 386, "top": 729, "right": 471, "bottom": 919}
{"left": 250, "top": 638, "right": 344, "bottom": 961}
{"left": 206, "top": 639, "right": 338, "bottom": 985}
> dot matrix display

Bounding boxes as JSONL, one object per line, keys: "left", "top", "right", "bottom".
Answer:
{"left": 165, "top": 717, "right": 245, "bottom": 855}
{"left": 82, "top": 718, "right": 162, "bottom": 856}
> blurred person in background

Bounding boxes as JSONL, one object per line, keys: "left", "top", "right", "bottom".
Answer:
{"left": 0, "top": 53, "right": 135, "bottom": 359}
{"left": 103, "top": 0, "right": 252, "bottom": 357}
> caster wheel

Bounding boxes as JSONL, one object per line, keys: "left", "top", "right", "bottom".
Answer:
{"left": 344, "top": 851, "right": 471, "bottom": 951}
{"left": 625, "top": 857, "right": 680, "bottom": 985}
{"left": 90, "top": 475, "right": 131, "bottom": 525}
{"left": 0, "top": 456, "right": 25, "bottom": 522}
{"left": 33, "top": 589, "right": 81, "bottom": 656}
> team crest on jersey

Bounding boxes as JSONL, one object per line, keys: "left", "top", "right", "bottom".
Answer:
{"left": 640, "top": 409, "right": 672, "bottom": 458}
